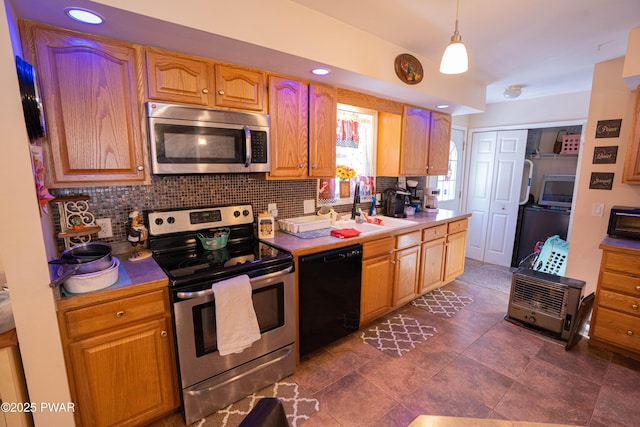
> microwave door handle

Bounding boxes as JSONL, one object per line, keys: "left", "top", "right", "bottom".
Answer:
{"left": 244, "top": 126, "right": 251, "bottom": 167}
{"left": 615, "top": 212, "right": 640, "bottom": 217}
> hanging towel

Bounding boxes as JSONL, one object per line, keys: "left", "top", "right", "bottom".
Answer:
{"left": 212, "top": 274, "right": 260, "bottom": 356}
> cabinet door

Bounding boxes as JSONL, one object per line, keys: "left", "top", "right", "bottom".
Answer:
{"left": 623, "top": 86, "right": 640, "bottom": 182}
{"left": 146, "top": 48, "right": 213, "bottom": 106}
{"left": 393, "top": 245, "right": 420, "bottom": 307}
{"left": 308, "top": 83, "right": 337, "bottom": 177}
{"left": 268, "top": 76, "right": 309, "bottom": 178}
{"left": 444, "top": 230, "right": 467, "bottom": 283}
{"left": 361, "top": 254, "right": 394, "bottom": 324}
{"left": 376, "top": 112, "right": 402, "bottom": 176}
{"left": 428, "top": 111, "right": 451, "bottom": 175}
{"left": 69, "top": 318, "right": 178, "bottom": 427}
{"left": 400, "top": 106, "right": 430, "bottom": 176}
{"left": 419, "top": 237, "right": 446, "bottom": 294}
{"left": 214, "top": 64, "right": 264, "bottom": 111}
{"left": 31, "top": 26, "right": 147, "bottom": 186}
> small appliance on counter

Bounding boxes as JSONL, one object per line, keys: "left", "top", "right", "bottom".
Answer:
{"left": 382, "top": 187, "right": 411, "bottom": 218}
{"left": 424, "top": 187, "right": 440, "bottom": 213}
{"left": 608, "top": 206, "right": 640, "bottom": 240}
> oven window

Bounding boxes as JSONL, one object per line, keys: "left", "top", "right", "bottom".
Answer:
{"left": 155, "top": 123, "right": 243, "bottom": 163}
{"left": 192, "top": 283, "right": 285, "bottom": 357}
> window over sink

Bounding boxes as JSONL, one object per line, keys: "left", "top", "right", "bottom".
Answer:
{"left": 317, "top": 104, "right": 376, "bottom": 206}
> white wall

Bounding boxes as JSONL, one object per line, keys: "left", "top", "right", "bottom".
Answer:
{"left": 565, "top": 57, "right": 640, "bottom": 296}
{"left": 0, "top": 1, "right": 74, "bottom": 425}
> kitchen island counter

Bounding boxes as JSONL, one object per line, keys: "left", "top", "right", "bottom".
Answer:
{"left": 262, "top": 209, "right": 471, "bottom": 256}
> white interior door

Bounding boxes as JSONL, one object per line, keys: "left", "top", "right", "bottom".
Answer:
{"left": 465, "top": 130, "right": 526, "bottom": 266}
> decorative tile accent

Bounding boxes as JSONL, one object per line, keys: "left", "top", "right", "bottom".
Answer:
{"left": 202, "top": 380, "right": 319, "bottom": 427}
{"left": 361, "top": 314, "right": 437, "bottom": 357}
{"left": 411, "top": 288, "right": 473, "bottom": 317}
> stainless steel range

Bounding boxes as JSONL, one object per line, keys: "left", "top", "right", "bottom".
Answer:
{"left": 147, "top": 204, "right": 295, "bottom": 424}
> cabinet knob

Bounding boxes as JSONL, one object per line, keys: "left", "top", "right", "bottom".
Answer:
{"left": 299, "top": 163, "right": 305, "bottom": 169}
{"left": 311, "top": 164, "right": 317, "bottom": 169}
{"left": 202, "top": 88, "right": 209, "bottom": 94}
{"left": 633, "top": 304, "right": 639, "bottom": 310}
{"left": 628, "top": 330, "right": 634, "bottom": 336}
{"left": 161, "top": 330, "right": 168, "bottom": 337}
{"left": 137, "top": 165, "right": 144, "bottom": 171}
{"left": 116, "top": 311, "right": 124, "bottom": 318}
{"left": 636, "top": 286, "right": 640, "bottom": 291}
{"left": 218, "top": 90, "right": 224, "bottom": 95}
{"left": 425, "top": 165, "right": 429, "bottom": 171}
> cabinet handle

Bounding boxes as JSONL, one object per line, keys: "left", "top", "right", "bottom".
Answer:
{"left": 161, "top": 330, "right": 168, "bottom": 337}
{"left": 137, "top": 165, "right": 144, "bottom": 171}
{"left": 628, "top": 330, "right": 634, "bottom": 336}
{"left": 633, "top": 305, "right": 639, "bottom": 310}
{"left": 299, "top": 163, "right": 305, "bottom": 169}
{"left": 202, "top": 88, "right": 209, "bottom": 94}
{"left": 116, "top": 311, "right": 124, "bottom": 318}
{"left": 218, "top": 90, "right": 224, "bottom": 95}
{"left": 390, "top": 260, "right": 396, "bottom": 265}
{"left": 636, "top": 286, "right": 640, "bottom": 291}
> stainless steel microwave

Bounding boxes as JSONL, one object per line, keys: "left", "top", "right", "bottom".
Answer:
{"left": 608, "top": 206, "right": 640, "bottom": 240}
{"left": 147, "top": 102, "right": 270, "bottom": 174}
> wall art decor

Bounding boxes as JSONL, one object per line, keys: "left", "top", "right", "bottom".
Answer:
{"left": 592, "top": 146, "right": 618, "bottom": 164}
{"left": 595, "top": 119, "right": 622, "bottom": 138}
{"left": 394, "top": 54, "right": 423, "bottom": 85}
{"left": 589, "top": 172, "right": 615, "bottom": 190}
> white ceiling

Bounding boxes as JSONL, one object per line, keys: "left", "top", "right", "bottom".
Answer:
{"left": 291, "top": 0, "right": 640, "bottom": 104}
{"left": 8, "top": 0, "right": 640, "bottom": 110}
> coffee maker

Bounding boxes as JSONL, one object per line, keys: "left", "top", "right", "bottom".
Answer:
{"left": 382, "top": 187, "right": 411, "bottom": 218}
{"left": 424, "top": 187, "right": 440, "bottom": 213}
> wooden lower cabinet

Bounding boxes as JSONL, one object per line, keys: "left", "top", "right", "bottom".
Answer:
{"left": 443, "top": 220, "right": 468, "bottom": 284}
{"left": 419, "top": 224, "right": 447, "bottom": 294}
{"left": 392, "top": 231, "right": 422, "bottom": 307}
{"left": 360, "top": 237, "right": 395, "bottom": 324}
{"left": 57, "top": 285, "right": 179, "bottom": 426}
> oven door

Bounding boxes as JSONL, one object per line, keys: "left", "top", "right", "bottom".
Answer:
{"left": 148, "top": 117, "right": 269, "bottom": 174}
{"left": 173, "top": 265, "right": 294, "bottom": 390}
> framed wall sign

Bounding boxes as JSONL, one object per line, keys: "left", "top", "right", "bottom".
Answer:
{"left": 592, "top": 146, "right": 618, "bottom": 164}
{"left": 589, "top": 172, "right": 615, "bottom": 190}
{"left": 595, "top": 119, "right": 622, "bottom": 138}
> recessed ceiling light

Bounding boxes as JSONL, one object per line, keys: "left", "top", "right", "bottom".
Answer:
{"left": 436, "top": 104, "right": 449, "bottom": 109}
{"left": 311, "top": 68, "right": 331, "bottom": 76}
{"left": 65, "top": 8, "right": 104, "bottom": 25}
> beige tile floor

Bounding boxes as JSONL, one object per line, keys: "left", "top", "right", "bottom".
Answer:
{"left": 153, "top": 260, "right": 640, "bottom": 427}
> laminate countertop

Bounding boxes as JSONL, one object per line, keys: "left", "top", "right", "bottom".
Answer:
{"left": 262, "top": 209, "right": 471, "bottom": 256}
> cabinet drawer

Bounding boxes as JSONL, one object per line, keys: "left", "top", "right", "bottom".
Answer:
{"left": 396, "top": 230, "right": 421, "bottom": 249}
{"left": 599, "top": 289, "right": 640, "bottom": 316}
{"left": 447, "top": 218, "right": 468, "bottom": 234}
{"left": 600, "top": 270, "right": 640, "bottom": 295}
{"left": 422, "top": 224, "right": 447, "bottom": 242}
{"left": 63, "top": 289, "right": 168, "bottom": 339}
{"left": 602, "top": 251, "right": 640, "bottom": 276}
{"left": 363, "top": 237, "right": 395, "bottom": 259}
{"left": 592, "top": 307, "right": 640, "bottom": 352}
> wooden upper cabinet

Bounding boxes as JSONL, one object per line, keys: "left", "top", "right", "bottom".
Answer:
{"left": 623, "top": 86, "right": 640, "bottom": 183}
{"left": 214, "top": 64, "right": 265, "bottom": 111}
{"left": 428, "top": 111, "right": 452, "bottom": 176}
{"left": 377, "top": 112, "right": 402, "bottom": 176}
{"left": 308, "top": 83, "right": 337, "bottom": 178}
{"left": 26, "top": 23, "right": 147, "bottom": 187}
{"left": 401, "top": 106, "right": 431, "bottom": 176}
{"left": 146, "top": 47, "right": 213, "bottom": 106}
{"left": 268, "top": 76, "right": 309, "bottom": 178}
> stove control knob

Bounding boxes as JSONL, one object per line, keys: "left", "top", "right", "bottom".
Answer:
{"left": 155, "top": 218, "right": 164, "bottom": 226}
{"left": 243, "top": 209, "right": 250, "bottom": 216}
{"left": 234, "top": 210, "right": 241, "bottom": 217}
{"left": 167, "top": 216, "right": 176, "bottom": 224}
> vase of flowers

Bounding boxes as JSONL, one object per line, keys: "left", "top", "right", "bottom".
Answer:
{"left": 336, "top": 165, "right": 356, "bottom": 198}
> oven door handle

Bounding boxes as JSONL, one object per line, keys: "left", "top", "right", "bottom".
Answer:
{"left": 176, "top": 265, "right": 293, "bottom": 299}
{"left": 185, "top": 346, "right": 293, "bottom": 396}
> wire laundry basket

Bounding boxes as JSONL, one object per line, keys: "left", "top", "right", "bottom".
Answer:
{"left": 518, "top": 235, "right": 569, "bottom": 276}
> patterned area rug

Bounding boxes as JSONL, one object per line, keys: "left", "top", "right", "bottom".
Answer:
{"left": 411, "top": 288, "right": 473, "bottom": 317}
{"left": 200, "top": 380, "right": 319, "bottom": 427}
{"left": 361, "top": 314, "right": 437, "bottom": 357}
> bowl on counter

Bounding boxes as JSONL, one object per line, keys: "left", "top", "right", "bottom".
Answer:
{"left": 60, "top": 257, "right": 120, "bottom": 294}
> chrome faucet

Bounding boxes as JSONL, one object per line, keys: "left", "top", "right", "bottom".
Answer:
{"left": 351, "top": 182, "right": 361, "bottom": 220}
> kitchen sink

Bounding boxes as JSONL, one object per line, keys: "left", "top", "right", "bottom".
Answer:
{"left": 332, "top": 216, "right": 418, "bottom": 235}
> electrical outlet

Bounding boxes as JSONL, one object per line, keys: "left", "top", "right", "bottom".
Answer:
{"left": 303, "top": 199, "right": 315, "bottom": 214}
{"left": 268, "top": 203, "right": 278, "bottom": 217}
{"left": 96, "top": 218, "right": 113, "bottom": 238}
{"left": 592, "top": 203, "right": 605, "bottom": 217}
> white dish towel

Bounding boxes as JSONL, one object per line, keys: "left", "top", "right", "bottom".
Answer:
{"left": 212, "top": 274, "right": 260, "bottom": 356}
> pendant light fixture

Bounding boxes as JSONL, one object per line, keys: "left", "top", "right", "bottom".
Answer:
{"left": 439, "top": 0, "right": 468, "bottom": 74}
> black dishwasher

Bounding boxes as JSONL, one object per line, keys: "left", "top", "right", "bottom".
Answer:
{"left": 298, "top": 244, "right": 363, "bottom": 356}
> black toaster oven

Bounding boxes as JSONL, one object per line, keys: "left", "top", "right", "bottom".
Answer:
{"left": 608, "top": 206, "right": 640, "bottom": 240}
